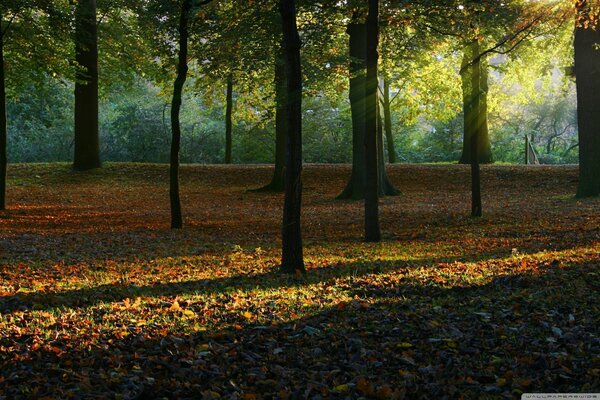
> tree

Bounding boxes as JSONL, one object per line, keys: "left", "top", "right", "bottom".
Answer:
{"left": 338, "top": 12, "right": 397, "bottom": 200}
{"left": 365, "top": 0, "right": 381, "bottom": 241}
{"left": 259, "top": 48, "right": 286, "bottom": 191}
{"left": 73, "top": 0, "right": 101, "bottom": 170}
{"left": 224, "top": 73, "right": 233, "bottom": 164}
{"left": 0, "top": 18, "right": 6, "bottom": 210}
{"left": 381, "top": 78, "right": 395, "bottom": 163}
{"left": 279, "top": 0, "right": 304, "bottom": 274}
{"left": 459, "top": 38, "right": 492, "bottom": 164}
{"left": 469, "top": 39, "right": 483, "bottom": 217}
{"left": 168, "top": 0, "right": 193, "bottom": 229}
{"left": 574, "top": 0, "right": 600, "bottom": 197}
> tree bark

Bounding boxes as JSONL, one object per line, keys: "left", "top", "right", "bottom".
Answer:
{"left": 256, "top": 48, "right": 286, "bottom": 192}
{"left": 459, "top": 40, "right": 492, "bottom": 165}
{"left": 224, "top": 73, "right": 233, "bottom": 164}
{"left": 0, "top": 20, "right": 6, "bottom": 210}
{"left": 382, "top": 78, "right": 396, "bottom": 163}
{"left": 279, "top": 0, "right": 304, "bottom": 274}
{"left": 574, "top": 6, "right": 600, "bottom": 198}
{"left": 377, "top": 92, "right": 398, "bottom": 195}
{"left": 169, "top": 0, "right": 192, "bottom": 229}
{"left": 470, "top": 41, "right": 482, "bottom": 217}
{"left": 73, "top": 0, "right": 101, "bottom": 171}
{"left": 365, "top": 0, "right": 381, "bottom": 242}
{"left": 338, "top": 20, "right": 367, "bottom": 200}
{"left": 338, "top": 19, "right": 397, "bottom": 200}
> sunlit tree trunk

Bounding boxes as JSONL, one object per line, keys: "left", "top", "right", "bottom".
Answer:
{"left": 224, "top": 73, "right": 233, "bottom": 164}
{"left": 470, "top": 42, "right": 482, "bottom": 217}
{"left": 574, "top": 4, "right": 600, "bottom": 198}
{"left": 365, "top": 0, "right": 381, "bottom": 242}
{"left": 377, "top": 94, "right": 398, "bottom": 195}
{"left": 339, "top": 18, "right": 396, "bottom": 200}
{"left": 0, "top": 19, "right": 7, "bottom": 210}
{"left": 382, "top": 78, "right": 396, "bottom": 164}
{"left": 460, "top": 40, "right": 492, "bottom": 165}
{"left": 279, "top": 0, "right": 304, "bottom": 274}
{"left": 169, "top": 0, "right": 192, "bottom": 229}
{"left": 73, "top": 0, "right": 101, "bottom": 171}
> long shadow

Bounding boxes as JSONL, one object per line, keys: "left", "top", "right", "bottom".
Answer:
{"left": 1, "top": 246, "right": 597, "bottom": 315}
{"left": 0, "top": 258, "right": 598, "bottom": 399}
{"left": 2, "top": 218, "right": 598, "bottom": 267}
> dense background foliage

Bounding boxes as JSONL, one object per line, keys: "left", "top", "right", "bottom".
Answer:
{"left": 3, "top": 0, "right": 578, "bottom": 165}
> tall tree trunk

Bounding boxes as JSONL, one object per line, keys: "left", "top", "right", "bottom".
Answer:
{"left": 169, "top": 0, "right": 192, "bottom": 229}
{"left": 365, "top": 0, "right": 381, "bottom": 242}
{"left": 377, "top": 92, "right": 398, "bottom": 195}
{"left": 459, "top": 40, "right": 492, "bottom": 165}
{"left": 279, "top": 0, "right": 304, "bottom": 274}
{"left": 376, "top": 89, "right": 400, "bottom": 197}
{"left": 574, "top": 5, "right": 600, "bottom": 198}
{"left": 470, "top": 42, "right": 482, "bottom": 217}
{"left": 224, "top": 73, "right": 233, "bottom": 164}
{"left": 73, "top": 0, "right": 101, "bottom": 171}
{"left": 256, "top": 48, "right": 286, "bottom": 192}
{"left": 338, "top": 19, "right": 396, "bottom": 200}
{"left": 338, "top": 19, "right": 367, "bottom": 200}
{"left": 0, "top": 20, "right": 6, "bottom": 210}
{"left": 382, "top": 78, "right": 396, "bottom": 164}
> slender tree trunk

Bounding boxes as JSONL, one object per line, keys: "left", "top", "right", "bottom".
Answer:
{"left": 73, "top": 0, "right": 101, "bottom": 171}
{"left": 0, "top": 20, "right": 6, "bottom": 210}
{"left": 224, "top": 74, "right": 233, "bottom": 164}
{"left": 279, "top": 0, "right": 304, "bottom": 274}
{"left": 377, "top": 93, "right": 398, "bottom": 196}
{"left": 365, "top": 0, "right": 381, "bottom": 242}
{"left": 574, "top": 5, "right": 600, "bottom": 197}
{"left": 470, "top": 42, "right": 482, "bottom": 217}
{"left": 169, "top": 0, "right": 192, "bottom": 229}
{"left": 256, "top": 48, "right": 286, "bottom": 192}
{"left": 382, "top": 78, "right": 396, "bottom": 163}
{"left": 459, "top": 40, "right": 492, "bottom": 164}
{"left": 479, "top": 56, "right": 491, "bottom": 162}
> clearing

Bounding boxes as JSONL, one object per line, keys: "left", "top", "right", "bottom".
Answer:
{"left": 0, "top": 163, "right": 598, "bottom": 399}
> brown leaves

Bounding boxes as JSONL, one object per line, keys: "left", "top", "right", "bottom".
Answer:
{"left": 0, "top": 164, "right": 598, "bottom": 398}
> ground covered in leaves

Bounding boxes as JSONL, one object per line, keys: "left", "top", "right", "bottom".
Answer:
{"left": 0, "top": 163, "right": 598, "bottom": 399}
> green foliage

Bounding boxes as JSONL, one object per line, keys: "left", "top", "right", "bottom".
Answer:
{"left": 2, "top": 0, "right": 582, "bottom": 166}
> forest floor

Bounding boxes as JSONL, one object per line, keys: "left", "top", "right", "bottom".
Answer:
{"left": 0, "top": 163, "right": 598, "bottom": 399}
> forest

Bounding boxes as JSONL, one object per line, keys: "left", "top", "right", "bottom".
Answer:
{"left": 0, "top": 0, "right": 599, "bottom": 398}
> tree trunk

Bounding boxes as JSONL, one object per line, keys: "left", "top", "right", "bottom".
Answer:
{"left": 224, "top": 73, "right": 233, "bottom": 164}
{"left": 256, "top": 48, "right": 286, "bottom": 192}
{"left": 73, "top": 0, "right": 101, "bottom": 171}
{"left": 574, "top": 6, "right": 600, "bottom": 198}
{"left": 338, "top": 19, "right": 396, "bottom": 200}
{"left": 470, "top": 42, "right": 482, "bottom": 217}
{"left": 0, "top": 20, "right": 6, "bottom": 210}
{"left": 382, "top": 78, "right": 396, "bottom": 163}
{"left": 378, "top": 92, "right": 399, "bottom": 195}
{"left": 365, "top": 0, "right": 381, "bottom": 242}
{"left": 279, "top": 0, "right": 304, "bottom": 274}
{"left": 459, "top": 40, "right": 492, "bottom": 165}
{"left": 169, "top": 0, "right": 192, "bottom": 229}
{"left": 338, "top": 20, "right": 367, "bottom": 200}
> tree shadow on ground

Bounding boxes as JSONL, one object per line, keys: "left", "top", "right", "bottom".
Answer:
{"left": 0, "top": 257, "right": 598, "bottom": 399}
{"left": 0, "top": 244, "right": 597, "bottom": 315}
